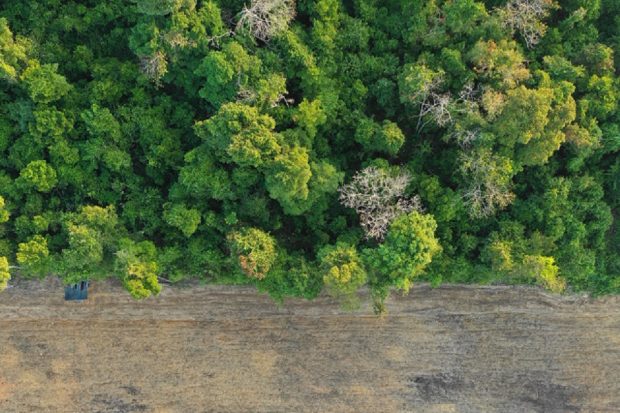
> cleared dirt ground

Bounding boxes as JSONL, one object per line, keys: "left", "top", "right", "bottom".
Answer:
{"left": 0, "top": 278, "right": 619, "bottom": 413}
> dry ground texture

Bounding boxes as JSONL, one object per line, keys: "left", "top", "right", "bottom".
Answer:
{"left": 0, "top": 278, "right": 619, "bottom": 413}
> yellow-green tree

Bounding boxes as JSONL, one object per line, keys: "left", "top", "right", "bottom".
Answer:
{"left": 0, "top": 256, "right": 10, "bottom": 291}
{"left": 227, "top": 228, "right": 277, "bottom": 279}
{"left": 318, "top": 243, "right": 367, "bottom": 309}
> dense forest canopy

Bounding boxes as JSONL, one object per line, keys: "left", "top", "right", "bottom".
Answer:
{"left": 0, "top": 0, "right": 618, "bottom": 311}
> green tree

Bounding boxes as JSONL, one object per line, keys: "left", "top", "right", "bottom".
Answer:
{"left": 520, "top": 255, "right": 566, "bottom": 293}
{"left": 0, "top": 256, "right": 9, "bottom": 291}
{"left": 293, "top": 99, "right": 326, "bottom": 142}
{"left": 115, "top": 238, "right": 161, "bottom": 299}
{"left": 20, "top": 63, "right": 71, "bottom": 103}
{"left": 365, "top": 211, "right": 442, "bottom": 293}
{"left": 16, "top": 235, "right": 50, "bottom": 277}
{"left": 72, "top": 205, "right": 119, "bottom": 247}
{"left": 0, "top": 18, "right": 30, "bottom": 80}
{"left": 227, "top": 227, "right": 277, "bottom": 279}
{"left": 194, "top": 103, "right": 280, "bottom": 168}
{"left": 133, "top": 0, "right": 190, "bottom": 16}
{"left": 56, "top": 205, "right": 120, "bottom": 283}
{"left": 59, "top": 224, "right": 104, "bottom": 283}
{"left": 194, "top": 42, "right": 260, "bottom": 108}
{"left": 178, "top": 148, "right": 234, "bottom": 200}
{"left": 18, "top": 160, "right": 58, "bottom": 193}
{"left": 264, "top": 146, "right": 312, "bottom": 215}
{"left": 318, "top": 242, "right": 367, "bottom": 308}
{"left": 0, "top": 196, "right": 9, "bottom": 223}
{"left": 354, "top": 117, "right": 405, "bottom": 156}
{"left": 81, "top": 104, "right": 122, "bottom": 143}
{"left": 163, "top": 203, "right": 201, "bottom": 237}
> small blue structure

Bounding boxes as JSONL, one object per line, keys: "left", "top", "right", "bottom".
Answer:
{"left": 65, "top": 280, "right": 89, "bottom": 300}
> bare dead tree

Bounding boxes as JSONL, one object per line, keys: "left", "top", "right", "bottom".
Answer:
{"left": 407, "top": 73, "right": 444, "bottom": 107}
{"left": 414, "top": 76, "right": 482, "bottom": 133}
{"left": 236, "top": 88, "right": 291, "bottom": 109}
{"left": 452, "top": 129, "right": 481, "bottom": 149}
{"left": 458, "top": 82, "right": 477, "bottom": 102}
{"left": 237, "top": 86, "right": 292, "bottom": 108}
{"left": 162, "top": 30, "right": 195, "bottom": 50}
{"left": 460, "top": 151, "right": 515, "bottom": 218}
{"left": 236, "top": 86, "right": 258, "bottom": 104}
{"left": 462, "top": 184, "right": 515, "bottom": 219}
{"left": 133, "top": 0, "right": 180, "bottom": 16}
{"left": 457, "top": 82, "right": 482, "bottom": 113}
{"left": 339, "top": 167, "right": 424, "bottom": 240}
{"left": 205, "top": 30, "right": 235, "bottom": 48}
{"left": 497, "top": 0, "right": 557, "bottom": 48}
{"left": 448, "top": 83, "right": 484, "bottom": 148}
{"left": 418, "top": 81, "right": 483, "bottom": 134}
{"left": 236, "top": 0, "right": 296, "bottom": 42}
{"left": 140, "top": 51, "right": 168, "bottom": 86}
{"left": 419, "top": 92, "right": 453, "bottom": 129}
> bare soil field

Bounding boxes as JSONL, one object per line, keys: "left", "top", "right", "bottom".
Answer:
{"left": 0, "top": 278, "right": 619, "bottom": 413}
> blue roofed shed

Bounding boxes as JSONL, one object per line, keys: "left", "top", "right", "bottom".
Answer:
{"left": 65, "top": 280, "right": 89, "bottom": 300}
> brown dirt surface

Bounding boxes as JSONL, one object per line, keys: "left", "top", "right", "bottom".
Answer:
{"left": 0, "top": 278, "right": 619, "bottom": 413}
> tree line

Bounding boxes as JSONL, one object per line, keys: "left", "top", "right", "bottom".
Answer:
{"left": 0, "top": 0, "right": 618, "bottom": 312}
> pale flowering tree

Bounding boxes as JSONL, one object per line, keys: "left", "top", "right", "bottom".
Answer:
{"left": 339, "top": 167, "right": 423, "bottom": 240}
